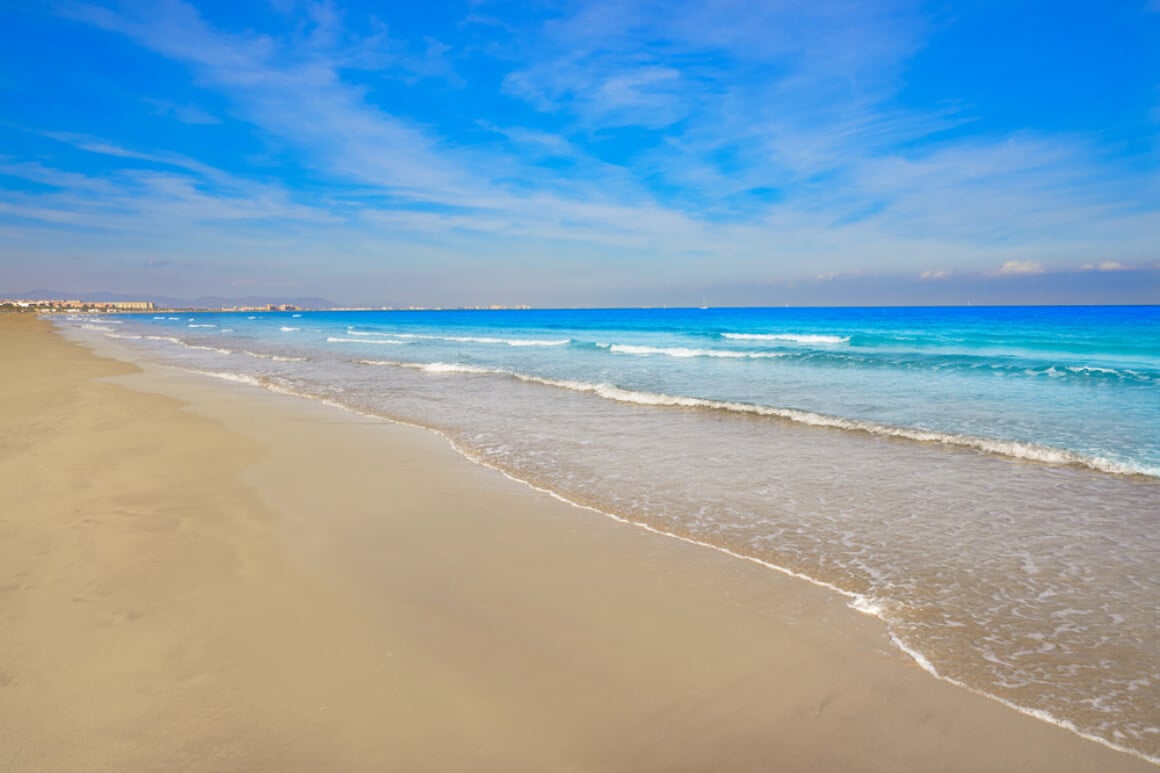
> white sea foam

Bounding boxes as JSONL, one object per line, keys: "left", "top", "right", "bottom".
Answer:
{"left": 329, "top": 336, "right": 407, "bottom": 345}
{"left": 881, "top": 627, "right": 1160, "bottom": 766}
{"left": 243, "top": 351, "right": 308, "bottom": 362}
{"left": 421, "top": 362, "right": 494, "bottom": 374}
{"left": 356, "top": 360, "right": 490, "bottom": 374}
{"left": 188, "top": 323, "right": 217, "bottom": 328}
{"left": 598, "top": 343, "right": 783, "bottom": 359}
{"left": 347, "top": 329, "right": 571, "bottom": 346}
{"left": 138, "top": 334, "right": 233, "bottom": 354}
{"left": 198, "top": 370, "right": 265, "bottom": 386}
{"left": 721, "top": 332, "right": 850, "bottom": 344}
{"left": 397, "top": 333, "right": 571, "bottom": 347}
{"left": 280, "top": 326, "right": 300, "bottom": 332}
{"left": 181, "top": 355, "right": 1160, "bottom": 767}
{"left": 553, "top": 385, "right": 1157, "bottom": 476}
{"left": 1067, "top": 365, "right": 1118, "bottom": 375}
{"left": 345, "top": 330, "right": 400, "bottom": 337}
{"left": 354, "top": 358, "right": 1159, "bottom": 478}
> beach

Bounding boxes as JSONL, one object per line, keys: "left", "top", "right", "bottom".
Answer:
{"left": 0, "top": 313, "right": 1153, "bottom": 772}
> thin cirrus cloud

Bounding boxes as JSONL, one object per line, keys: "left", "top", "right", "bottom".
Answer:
{"left": 997, "top": 260, "right": 1046, "bottom": 276}
{"left": 0, "top": 0, "right": 1157, "bottom": 304}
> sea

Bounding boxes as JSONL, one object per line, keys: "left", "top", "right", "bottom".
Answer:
{"left": 60, "top": 305, "right": 1160, "bottom": 762}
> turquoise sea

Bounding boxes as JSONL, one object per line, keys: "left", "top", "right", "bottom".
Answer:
{"left": 64, "top": 305, "right": 1160, "bottom": 762}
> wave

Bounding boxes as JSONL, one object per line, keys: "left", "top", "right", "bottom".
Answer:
{"left": 722, "top": 332, "right": 850, "bottom": 344}
{"left": 280, "top": 326, "right": 300, "bottom": 332}
{"left": 243, "top": 351, "right": 308, "bottom": 362}
{"left": 175, "top": 341, "right": 233, "bottom": 355}
{"left": 346, "top": 330, "right": 570, "bottom": 347}
{"left": 354, "top": 359, "right": 1159, "bottom": 478}
{"left": 188, "top": 323, "right": 217, "bottom": 328}
{"left": 328, "top": 336, "right": 408, "bottom": 345}
{"left": 597, "top": 343, "right": 783, "bottom": 360}
{"left": 196, "top": 370, "right": 265, "bottom": 387}
{"left": 183, "top": 359, "right": 1160, "bottom": 766}
{"left": 406, "top": 333, "right": 571, "bottom": 347}
{"left": 358, "top": 360, "right": 495, "bottom": 375}
{"left": 717, "top": 347, "right": 1155, "bottom": 384}
{"left": 116, "top": 334, "right": 234, "bottom": 355}
{"left": 345, "top": 330, "right": 401, "bottom": 337}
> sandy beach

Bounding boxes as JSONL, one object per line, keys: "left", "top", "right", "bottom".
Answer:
{"left": 0, "top": 313, "right": 1152, "bottom": 772}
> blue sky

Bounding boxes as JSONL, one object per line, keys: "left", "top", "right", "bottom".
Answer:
{"left": 1, "top": 0, "right": 1158, "bottom": 306}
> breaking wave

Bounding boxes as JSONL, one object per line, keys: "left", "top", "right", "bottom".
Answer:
{"left": 355, "top": 358, "right": 1159, "bottom": 478}
{"left": 721, "top": 332, "right": 850, "bottom": 344}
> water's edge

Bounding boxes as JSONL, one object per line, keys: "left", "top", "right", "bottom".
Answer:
{"left": 58, "top": 321, "right": 1159, "bottom": 768}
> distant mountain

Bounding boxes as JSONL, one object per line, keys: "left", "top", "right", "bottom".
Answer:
{"left": 10, "top": 289, "right": 339, "bottom": 309}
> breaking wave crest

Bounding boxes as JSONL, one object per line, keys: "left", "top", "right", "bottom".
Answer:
{"left": 243, "top": 351, "right": 307, "bottom": 362}
{"left": 722, "top": 332, "right": 850, "bottom": 344}
{"left": 597, "top": 343, "right": 784, "bottom": 359}
{"left": 328, "top": 336, "right": 408, "bottom": 345}
{"left": 346, "top": 329, "right": 570, "bottom": 347}
{"left": 355, "top": 358, "right": 1159, "bottom": 478}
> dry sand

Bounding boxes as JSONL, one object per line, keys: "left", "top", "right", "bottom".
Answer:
{"left": 1, "top": 313, "right": 1153, "bottom": 772}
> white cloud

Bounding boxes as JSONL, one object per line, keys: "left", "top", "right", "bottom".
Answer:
{"left": 1080, "top": 261, "right": 1132, "bottom": 271}
{"left": 5, "top": 0, "right": 1153, "bottom": 304}
{"left": 997, "top": 260, "right": 1045, "bottom": 275}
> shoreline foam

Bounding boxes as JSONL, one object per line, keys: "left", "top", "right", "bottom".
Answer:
{"left": 182, "top": 360, "right": 1160, "bottom": 768}
{"left": 13, "top": 315, "right": 1155, "bottom": 770}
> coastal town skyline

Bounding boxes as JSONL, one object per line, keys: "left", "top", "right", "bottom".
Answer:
{"left": 1, "top": 1, "right": 1158, "bottom": 306}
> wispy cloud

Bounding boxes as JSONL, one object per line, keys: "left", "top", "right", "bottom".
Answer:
{"left": 996, "top": 260, "right": 1045, "bottom": 276}
{"left": 144, "top": 98, "right": 220, "bottom": 124}
{"left": 1080, "top": 260, "right": 1132, "bottom": 271}
{"left": 2, "top": 0, "right": 1156, "bottom": 303}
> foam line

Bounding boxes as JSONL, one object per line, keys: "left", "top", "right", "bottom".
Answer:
{"left": 179, "top": 361, "right": 1160, "bottom": 767}
{"left": 597, "top": 343, "right": 784, "bottom": 359}
{"left": 722, "top": 332, "right": 849, "bottom": 344}
{"left": 354, "top": 359, "right": 1159, "bottom": 478}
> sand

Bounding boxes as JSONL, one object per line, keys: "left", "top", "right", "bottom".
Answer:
{"left": 0, "top": 313, "right": 1153, "bottom": 772}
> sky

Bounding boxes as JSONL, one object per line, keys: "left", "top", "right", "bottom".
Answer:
{"left": 1, "top": 0, "right": 1158, "bottom": 307}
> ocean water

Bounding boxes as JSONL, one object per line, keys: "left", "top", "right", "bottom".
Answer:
{"left": 63, "top": 306, "right": 1160, "bottom": 761}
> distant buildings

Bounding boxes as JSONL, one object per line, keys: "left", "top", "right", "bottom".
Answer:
{"left": 0, "top": 298, "right": 155, "bottom": 311}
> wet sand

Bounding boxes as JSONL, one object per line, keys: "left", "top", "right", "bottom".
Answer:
{"left": 1, "top": 313, "right": 1153, "bottom": 772}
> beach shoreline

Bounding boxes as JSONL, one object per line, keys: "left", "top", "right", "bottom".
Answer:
{"left": 1, "top": 313, "right": 1153, "bottom": 771}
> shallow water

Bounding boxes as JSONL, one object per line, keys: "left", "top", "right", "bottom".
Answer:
{"left": 63, "top": 306, "right": 1160, "bottom": 761}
